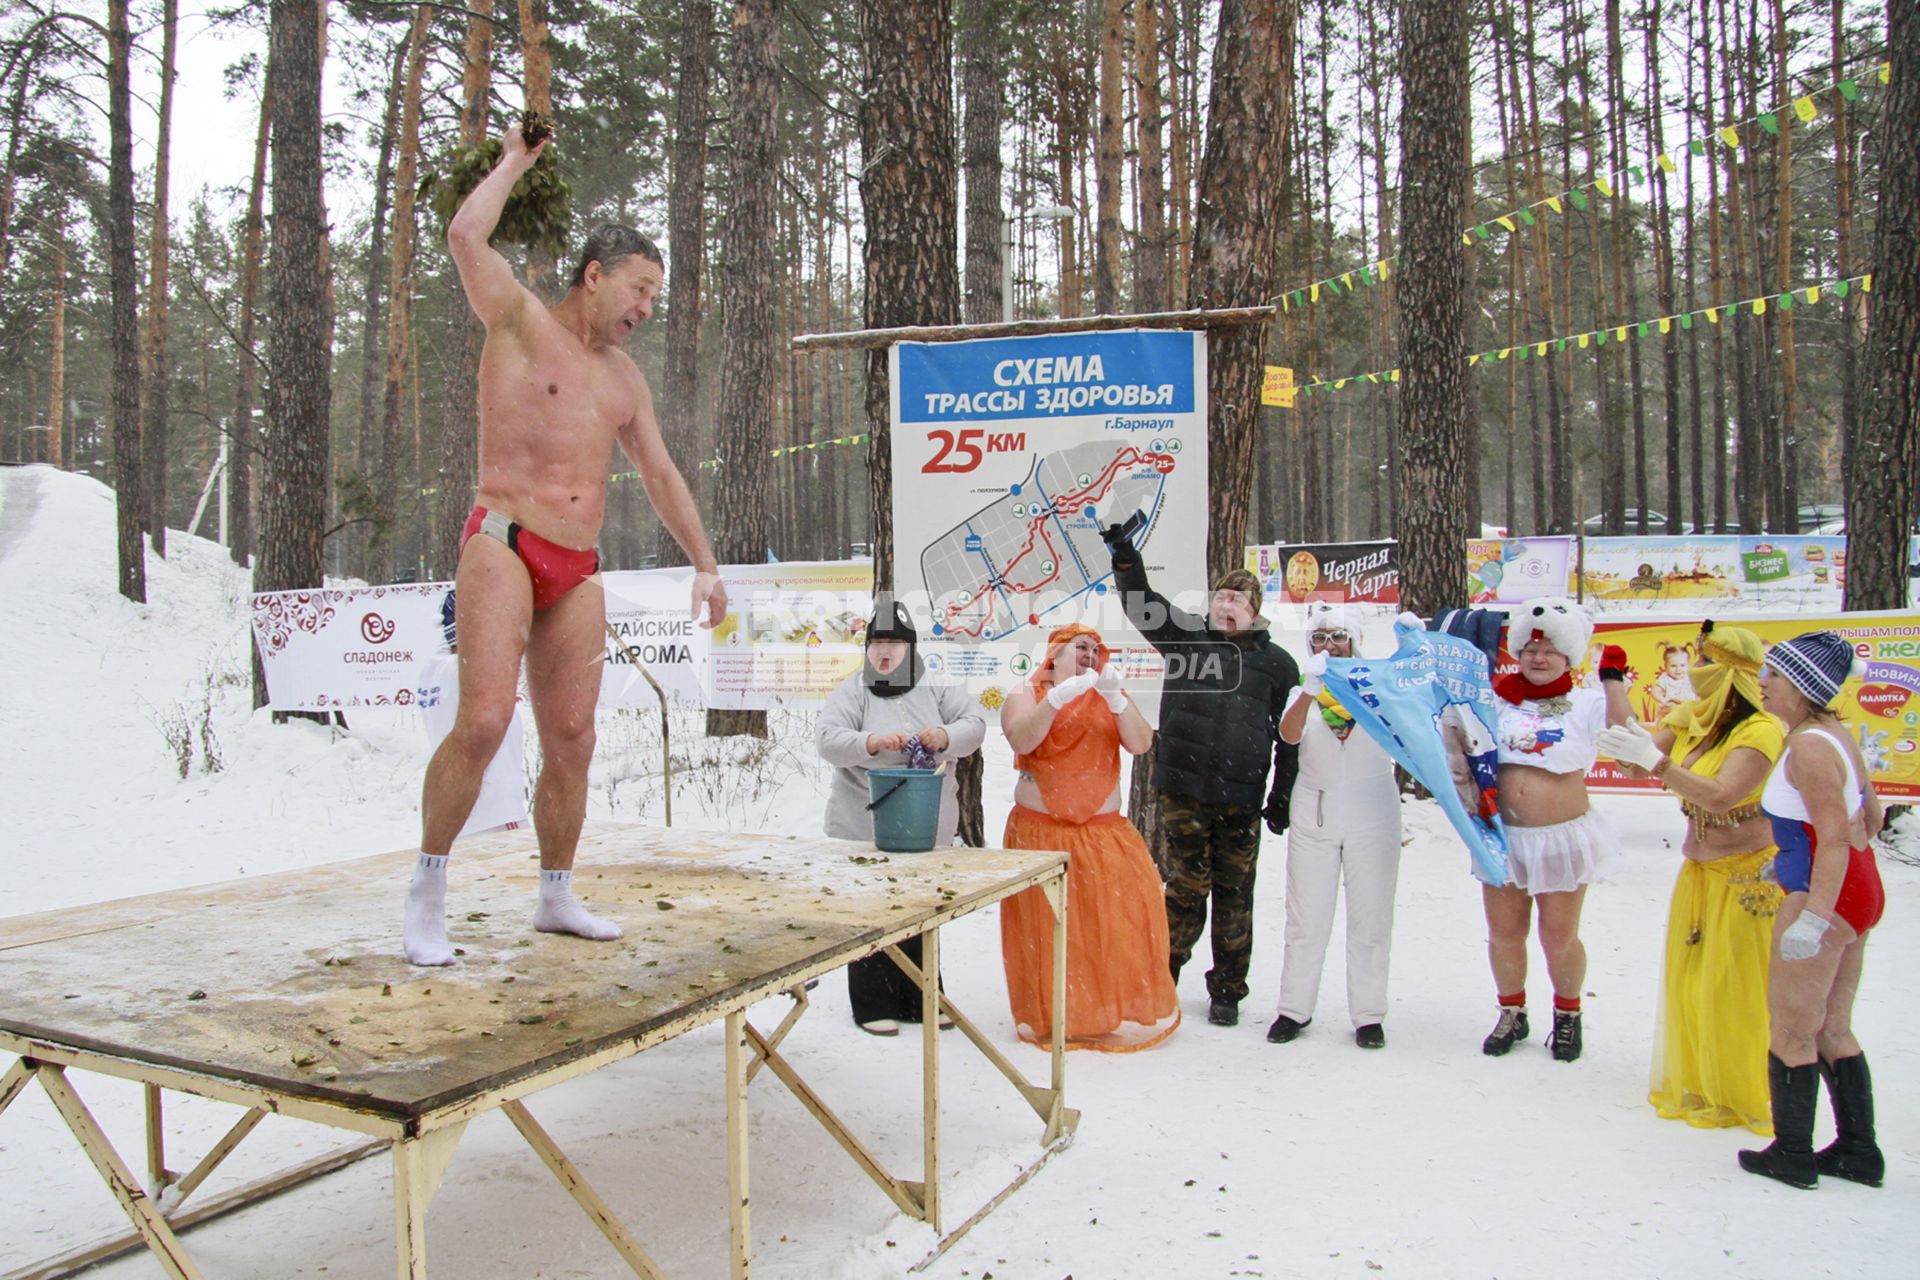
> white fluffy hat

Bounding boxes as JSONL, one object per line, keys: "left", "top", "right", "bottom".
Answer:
{"left": 1303, "top": 600, "right": 1361, "bottom": 636}
{"left": 1507, "top": 596, "right": 1594, "bottom": 661}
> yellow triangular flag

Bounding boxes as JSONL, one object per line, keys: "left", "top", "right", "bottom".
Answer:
{"left": 1615, "top": 326, "right": 1628, "bottom": 342}
{"left": 1499, "top": 348, "right": 1512, "bottom": 360}
{"left": 1881, "top": 62, "right": 1891, "bottom": 84}
{"left": 1389, "top": 368, "right": 1401, "bottom": 382}
{"left": 1461, "top": 231, "right": 1473, "bottom": 245}
{"left": 1577, "top": 333, "right": 1591, "bottom": 349}
{"left": 1658, "top": 153, "right": 1677, "bottom": 172}
{"left": 1335, "top": 379, "right": 1348, "bottom": 390}
{"left": 1536, "top": 342, "right": 1549, "bottom": 356}
{"left": 1804, "top": 285, "right": 1821, "bottom": 304}
{"left": 1311, "top": 283, "right": 1321, "bottom": 301}
{"left": 1594, "top": 176, "right": 1615, "bottom": 198}
{"left": 1752, "top": 297, "right": 1767, "bottom": 315}
{"left": 1469, "top": 354, "right": 1483, "bottom": 366}
{"left": 1719, "top": 126, "right": 1742, "bottom": 148}
{"left": 1864, "top": 273, "right": 1874, "bottom": 292}
{"left": 1378, "top": 259, "right": 1391, "bottom": 280}
{"left": 1794, "top": 96, "right": 1817, "bottom": 122}
{"left": 1659, "top": 317, "right": 1672, "bottom": 334}
{"left": 1343, "top": 272, "right": 1354, "bottom": 289}
{"left": 1707, "top": 307, "right": 1720, "bottom": 323}
{"left": 1497, "top": 215, "right": 1516, "bottom": 232}
{"left": 1546, "top": 196, "right": 1563, "bottom": 214}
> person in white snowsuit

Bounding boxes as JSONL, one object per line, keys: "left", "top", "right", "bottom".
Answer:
{"left": 1266, "top": 602, "right": 1402, "bottom": 1050}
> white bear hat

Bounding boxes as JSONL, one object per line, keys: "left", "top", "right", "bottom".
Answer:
{"left": 1507, "top": 596, "right": 1594, "bottom": 662}
{"left": 1303, "top": 600, "right": 1362, "bottom": 637}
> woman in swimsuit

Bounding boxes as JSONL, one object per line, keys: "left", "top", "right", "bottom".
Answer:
{"left": 1740, "top": 631, "right": 1886, "bottom": 1189}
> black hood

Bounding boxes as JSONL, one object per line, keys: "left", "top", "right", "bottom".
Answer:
{"left": 865, "top": 598, "right": 922, "bottom": 699}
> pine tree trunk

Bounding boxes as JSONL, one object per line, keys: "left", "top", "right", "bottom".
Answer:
{"left": 1093, "top": 0, "right": 1124, "bottom": 314}
{"left": 1846, "top": 1, "right": 1920, "bottom": 611}
{"left": 707, "top": 0, "right": 785, "bottom": 742}
{"left": 374, "top": 4, "right": 429, "bottom": 581}
{"left": 354, "top": 30, "right": 407, "bottom": 579}
{"left": 107, "top": 0, "right": 145, "bottom": 602}
{"left": 518, "top": 0, "right": 554, "bottom": 292}
{"left": 1769, "top": 0, "right": 1798, "bottom": 531}
{"left": 434, "top": 2, "right": 497, "bottom": 576}
{"left": 141, "top": 0, "right": 177, "bottom": 557}
{"left": 1396, "top": 0, "right": 1469, "bottom": 616}
{"left": 959, "top": 0, "right": 1004, "bottom": 325}
{"left": 1133, "top": 0, "right": 1169, "bottom": 313}
{"left": 1832, "top": 0, "right": 1860, "bottom": 493}
{"left": 658, "top": 0, "right": 713, "bottom": 566}
{"left": 48, "top": 243, "right": 64, "bottom": 467}
{"left": 254, "top": 0, "right": 331, "bottom": 709}
{"left": 230, "top": 81, "right": 268, "bottom": 569}
{"left": 1647, "top": 0, "right": 1682, "bottom": 533}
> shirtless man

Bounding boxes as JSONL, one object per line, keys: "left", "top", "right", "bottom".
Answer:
{"left": 404, "top": 126, "right": 726, "bottom": 966}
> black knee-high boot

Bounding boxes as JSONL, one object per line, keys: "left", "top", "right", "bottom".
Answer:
{"left": 1817, "top": 1054, "right": 1885, "bottom": 1187}
{"left": 1739, "top": 1054, "right": 1820, "bottom": 1189}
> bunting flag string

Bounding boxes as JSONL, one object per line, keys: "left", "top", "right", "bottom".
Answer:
{"left": 1293, "top": 270, "right": 1872, "bottom": 398}
{"left": 1270, "top": 56, "right": 1892, "bottom": 318}
{"left": 692, "top": 432, "right": 872, "bottom": 472}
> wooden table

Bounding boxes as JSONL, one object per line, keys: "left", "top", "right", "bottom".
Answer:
{"left": 0, "top": 825, "right": 1077, "bottom": 1278}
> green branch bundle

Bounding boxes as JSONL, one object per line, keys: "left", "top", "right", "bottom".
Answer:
{"left": 422, "top": 114, "right": 572, "bottom": 261}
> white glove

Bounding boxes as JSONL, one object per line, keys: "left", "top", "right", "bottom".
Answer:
{"left": 1094, "top": 663, "right": 1128, "bottom": 712}
{"left": 1779, "top": 910, "right": 1831, "bottom": 961}
{"left": 1596, "top": 720, "right": 1665, "bottom": 772}
{"left": 1300, "top": 649, "right": 1328, "bottom": 691}
{"left": 1045, "top": 670, "right": 1099, "bottom": 709}
{"left": 1396, "top": 610, "right": 1424, "bottom": 631}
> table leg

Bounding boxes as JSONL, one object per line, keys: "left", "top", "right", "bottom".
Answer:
{"left": 919, "top": 927, "right": 941, "bottom": 1233}
{"left": 726, "top": 1008, "right": 751, "bottom": 1280}
{"left": 392, "top": 1121, "right": 466, "bottom": 1280}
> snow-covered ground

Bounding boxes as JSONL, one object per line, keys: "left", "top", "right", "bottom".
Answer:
{"left": 1, "top": 462, "right": 1915, "bottom": 1279}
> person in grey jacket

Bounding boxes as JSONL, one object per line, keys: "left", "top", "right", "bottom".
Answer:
{"left": 815, "top": 599, "right": 986, "bottom": 1034}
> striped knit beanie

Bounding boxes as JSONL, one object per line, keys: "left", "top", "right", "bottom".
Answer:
{"left": 1766, "top": 630, "right": 1861, "bottom": 709}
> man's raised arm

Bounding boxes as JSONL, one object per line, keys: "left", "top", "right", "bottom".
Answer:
{"left": 447, "top": 127, "right": 544, "bottom": 329}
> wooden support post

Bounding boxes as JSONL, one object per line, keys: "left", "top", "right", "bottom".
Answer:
{"left": 391, "top": 1121, "right": 466, "bottom": 1280}
{"left": 725, "top": 1009, "right": 751, "bottom": 1280}
{"left": 745, "top": 983, "right": 811, "bottom": 1086}
{"left": 918, "top": 928, "right": 941, "bottom": 1234}
{"left": 36, "top": 1066, "right": 204, "bottom": 1280}
{"left": 144, "top": 1083, "right": 171, "bottom": 1194}
{"left": 1042, "top": 876, "right": 1069, "bottom": 1145}
{"left": 0, "top": 1057, "right": 37, "bottom": 1120}
{"left": 166, "top": 1107, "right": 268, "bottom": 1207}
{"left": 502, "top": 1100, "right": 667, "bottom": 1279}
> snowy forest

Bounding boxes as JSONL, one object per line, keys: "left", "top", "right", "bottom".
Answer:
{"left": 0, "top": 0, "right": 1914, "bottom": 607}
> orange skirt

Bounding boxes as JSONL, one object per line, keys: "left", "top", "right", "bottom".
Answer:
{"left": 1000, "top": 805, "right": 1181, "bottom": 1052}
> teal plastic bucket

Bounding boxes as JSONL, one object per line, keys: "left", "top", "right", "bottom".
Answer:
{"left": 867, "top": 768, "right": 942, "bottom": 853}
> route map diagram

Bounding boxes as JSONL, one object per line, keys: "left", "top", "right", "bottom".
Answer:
{"left": 922, "top": 438, "right": 1180, "bottom": 643}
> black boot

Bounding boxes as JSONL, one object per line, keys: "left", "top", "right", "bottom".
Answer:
{"left": 1816, "top": 1054, "right": 1885, "bottom": 1187}
{"left": 1549, "top": 1010, "right": 1582, "bottom": 1062}
{"left": 1266, "top": 1013, "right": 1311, "bottom": 1044}
{"left": 1739, "top": 1054, "right": 1820, "bottom": 1189}
{"left": 1482, "top": 1006, "right": 1529, "bottom": 1056}
{"left": 1208, "top": 999, "right": 1240, "bottom": 1027}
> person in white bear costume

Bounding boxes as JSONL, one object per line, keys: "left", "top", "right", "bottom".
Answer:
{"left": 1265, "top": 602, "right": 1402, "bottom": 1051}
{"left": 1480, "top": 596, "right": 1634, "bottom": 1064}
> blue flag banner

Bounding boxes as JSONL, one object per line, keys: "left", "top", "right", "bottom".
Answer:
{"left": 1323, "top": 619, "right": 1510, "bottom": 885}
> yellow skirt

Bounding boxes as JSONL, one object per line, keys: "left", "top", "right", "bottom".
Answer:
{"left": 1648, "top": 845, "right": 1782, "bottom": 1134}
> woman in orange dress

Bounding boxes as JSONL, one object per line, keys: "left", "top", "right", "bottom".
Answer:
{"left": 998, "top": 623, "right": 1180, "bottom": 1051}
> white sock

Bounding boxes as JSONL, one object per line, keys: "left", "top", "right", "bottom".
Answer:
{"left": 404, "top": 853, "right": 454, "bottom": 966}
{"left": 532, "top": 868, "right": 622, "bottom": 941}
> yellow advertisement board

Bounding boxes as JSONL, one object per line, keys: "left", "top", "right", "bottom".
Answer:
{"left": 1261, "top": 365, "right": 1296, "bottom": 408}
{"left": 1572, "top": 611, "right": 1920, "bottom": 798}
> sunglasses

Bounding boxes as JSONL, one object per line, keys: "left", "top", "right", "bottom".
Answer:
{"left": 1310, "top": 630, "right": 1353, "bottom": 645}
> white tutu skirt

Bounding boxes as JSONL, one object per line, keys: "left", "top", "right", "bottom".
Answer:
{"left": 1502, "top": 810, "right": 1621, "bottom": 895}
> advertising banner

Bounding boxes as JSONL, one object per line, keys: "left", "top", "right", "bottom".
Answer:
{"left": 599, "top": 569, "right": 713, "bottom": 707}
{"left": 1247, "top": 540, "right": 1399, "bottom": 616}
{"left": 888, "top": 330, "right": 1208, "bottom": 715}
{"left": 1323, "top": 619, "right": 1509, "bottom": 884}
{"left": 1577, "top": 610, "right": 1920, "bottom": 799}
{"left": 1465, "top": 536, "right": 1576, "bottom": 603}
{"left": 251, "top": 582, "right": 452, "bottom": 710}
{"left": 1577, "top": 536, "right": 1745, "bottom": 609}
{"left": 704, "top": 560, "right": 874, "bottom": 709}
{"left": 1732, "top": 535, "right": 1848, "bottom": 609}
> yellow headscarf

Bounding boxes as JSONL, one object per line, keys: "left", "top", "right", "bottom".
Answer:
{"left": 1662, "top": 624, "right": 1764, "bottom": 741}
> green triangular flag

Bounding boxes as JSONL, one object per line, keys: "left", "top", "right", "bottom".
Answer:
{"left": 1840, "top": 79, "right": 1861, "bottom": 101}
{"left": 1779, "top": 292, "right": 1793, "bottom": 311}
{"left": 1557, "top": 337, "right": 1570, "bottom": 352}
{"left": 1835, "top": 279, "right": 1851, "bottom": 298}
{"left": 1519, "top": 209, "right": 1537, "bottom": 226}
{"left": 1637, "top": 321, "right": 1650, "bottom": 337}
{"left": 1758, "top": 113, "right": 1780, "bottom": 135}
{"left": 1689, "top": 138, "right": 1708, "bottom": 156}
{"left": 1680, "top": 312, "right": 1694, "bottom": 330}
{"left": 1570, "top": 190, "right": 1590, "bottom": 210}
{"left": 1595, "top": 328, "right": 1608, "bottom": 346}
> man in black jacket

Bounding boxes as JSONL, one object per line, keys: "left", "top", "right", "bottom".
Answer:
{"left": 1104, "top": 520, "right": 1300, "bottom": 1026}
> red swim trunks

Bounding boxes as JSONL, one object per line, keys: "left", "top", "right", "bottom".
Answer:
{"left": 461, "top": 506, "right": 600, "bottom": 610}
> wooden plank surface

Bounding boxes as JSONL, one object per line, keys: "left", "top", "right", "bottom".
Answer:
{"left": 0, "top": 825, "right": 1062, "bottom": 1121}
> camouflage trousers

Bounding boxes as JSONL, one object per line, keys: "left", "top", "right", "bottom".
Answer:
{"left": 1161, "top": 792, "right": 1264, "bottom": 1003}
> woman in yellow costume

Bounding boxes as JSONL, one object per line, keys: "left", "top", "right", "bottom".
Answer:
{"left": 997, "top": 623, "right": 1180, "bottom": 1050}
{"left": 1597, "top": 623, "right": 1785, "bottom": 1132}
